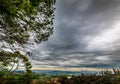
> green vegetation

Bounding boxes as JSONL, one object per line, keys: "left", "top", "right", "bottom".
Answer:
{"left": 1, "top": 0, "right": 120, "bottom": 84}
{"left": 0, "top": 0, "right": 56, "bottom": 73}
{"left": 0, "top": 68, "right": 120, "bottom": 84}
{"left": 0, "top": 0, "right": 56, "bottom": 83}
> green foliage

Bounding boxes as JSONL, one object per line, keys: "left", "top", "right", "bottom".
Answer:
{"left": 1, "top": 68, "right": 120, "bottom": 84}
{"left": 0, "top": 51, "right": 32, "bottom": 74}
{"left": 0, "top": 0, "right": 56, "bottom": 73}
{"left": 0, "top": 0, "right": 55, "bottom": 44}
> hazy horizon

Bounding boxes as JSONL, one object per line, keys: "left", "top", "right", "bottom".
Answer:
{"left": 28, "top": 0, "right": 120, "bottom": 70}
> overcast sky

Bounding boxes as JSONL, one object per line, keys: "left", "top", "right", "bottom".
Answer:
{"left": 30, "top": 0, "right": 120, "bottom": 70}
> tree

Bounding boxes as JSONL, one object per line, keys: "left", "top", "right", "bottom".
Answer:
{"left": 0, "top": 51, "right": 32, "bottom": 75}
{"left": 0, "top": 0, "right": 56, "bottom": 72}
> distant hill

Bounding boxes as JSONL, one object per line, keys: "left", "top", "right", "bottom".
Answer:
{"left": 31, "top": 70, "right": 98, "bottom": 75}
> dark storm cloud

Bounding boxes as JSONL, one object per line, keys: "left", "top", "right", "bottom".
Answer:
{"left": 31, "top": 0, "right": 120, "bottom": 68}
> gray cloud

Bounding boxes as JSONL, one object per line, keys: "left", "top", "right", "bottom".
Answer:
{"left": 31, "top": 0, "right": 120, "bottom": 68}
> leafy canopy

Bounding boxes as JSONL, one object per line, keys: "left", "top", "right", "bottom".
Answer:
{"left": 0, "top": 0, "right": 55, "bottom": 44}
{"left": 0, "top": 0, "right": 56, "bottom": 72}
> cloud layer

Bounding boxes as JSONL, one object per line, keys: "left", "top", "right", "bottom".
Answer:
{"left": 31, "top": 0, "right": 120, "bottom": 69}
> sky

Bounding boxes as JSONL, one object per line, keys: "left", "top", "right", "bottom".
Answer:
{"left": 30, "top": 0, "right": 120, "bottom": 71}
